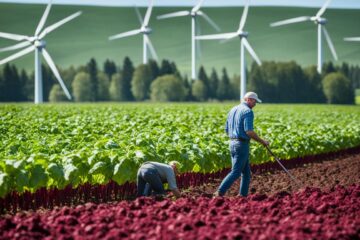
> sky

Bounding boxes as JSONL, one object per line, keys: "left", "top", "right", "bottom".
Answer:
{"left": 0, "top": 0, "right": 360, "bottom": 8}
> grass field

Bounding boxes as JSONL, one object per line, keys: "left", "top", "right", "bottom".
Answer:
{"left": 0, "top": 3, "right": 359, "bottom": 76}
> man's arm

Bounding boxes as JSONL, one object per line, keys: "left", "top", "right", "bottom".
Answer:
{"left": 246, "top": 130, "right": 269, "bottom": 146}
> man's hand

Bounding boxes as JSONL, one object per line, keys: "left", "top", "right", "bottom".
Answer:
{"left": 171, "top": 188, "right": 182, "bottom": 198}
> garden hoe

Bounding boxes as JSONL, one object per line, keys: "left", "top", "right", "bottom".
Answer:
{"left": 264, "top": 145, "right": 303, "bottom": 188}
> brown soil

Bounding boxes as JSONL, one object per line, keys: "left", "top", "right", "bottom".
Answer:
{"left": 185, "top": 153, "right": 360, "bottom": 197}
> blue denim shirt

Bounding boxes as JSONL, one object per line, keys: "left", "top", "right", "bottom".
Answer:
{"left": 225, "top": 102, "right": 254, "bottom": 140}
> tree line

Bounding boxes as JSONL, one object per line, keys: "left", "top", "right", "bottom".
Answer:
{"left": 0, "top": 57, "right": 359, "bottom": 104}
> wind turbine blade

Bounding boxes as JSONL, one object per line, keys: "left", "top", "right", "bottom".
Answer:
{"left": 344, "top": 37, "right": 360, "bottom": 41}
{"left": 198, "top": 11, "right": 221, "bottom": 32}
{"left": 134, "top": 5, "right": 144, "bottom": 25}
{"left": 35, "top": 0, "right": 52, "bottom": 36}
{"left": 109, "top": 29, "right": 142, "bottom": 40}
{"left": 270, "top": 16, "right": 311, "bottom": 27}
{"left": 0, "top": 41, "right": 31, "bottom": 52}
{"left": 239, "top": 0, "right": 250, "bottom": 31}
{"left": 157, "top": 11, "right": 190, "bottom": 20}
{"left": 39, "top": 11, "right": 82, "bottom": 39}
{"left": 316, "top": 0, "right": 331, "bottom": 18}
{"left": 0, "top": 45, "right": 35, "bottom": 65}
{"left": 0, "top": 31, "right": 29, "bottom": 41}
{"left": 145, "top": 35, "right": 158, "bottom": 60}
{"left": 220, "top": 36, "right": 238, "bottom": 44}
{"left": 143, "top": 0, "right": 154, "bottom": 27}
{"left": 42, "top": 48, "right": 72, "bottom": 99}
{"left": 322, "top": 27, "right": 338, "bottom": 61}
{"left": 192, "top": 0, "right": 205, "bottom": 12}
{"left": 196, "top": 32, "right": 237, "bottom": 40}
{"left": 243, "top": 38, "right": 261, "bottom": 65}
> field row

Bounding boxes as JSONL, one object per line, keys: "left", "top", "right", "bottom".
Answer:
{"left": 1, "top": 104, "right": 360, "bottom": 197}
{"left": 1, "top": 184, "right": 359, "bottom": 239}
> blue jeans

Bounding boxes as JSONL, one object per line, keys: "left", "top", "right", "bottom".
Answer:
{"left": 137, "top": 167, "right": 165, "bottom": 197}
{"left": 218, "top": 140, "right": 251, "bottom": 196}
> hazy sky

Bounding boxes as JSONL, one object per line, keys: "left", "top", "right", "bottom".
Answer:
{"left": 0, "top": 0, "right": 360, "bottom": 8}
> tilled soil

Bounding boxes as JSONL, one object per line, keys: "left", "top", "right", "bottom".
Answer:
{"left": 1, "top": 154, "right": 360, "bottom": 239}
{"left": 185, "top": 153, "right": 360, "bottom": 197}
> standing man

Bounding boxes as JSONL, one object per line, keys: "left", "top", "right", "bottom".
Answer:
{"left": 214, "top": 92, "right": 269, "bottom": 197}
{"left": 137, "top": 161, "right": 182, "bottom": 198}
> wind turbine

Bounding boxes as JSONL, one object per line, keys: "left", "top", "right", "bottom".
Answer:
{"left": 109, "top": 0, "right": 157, "bottom": 64}
{"left": 270, "top": 0, "right": 337, "bottom": 74}
{"left": 157, "top": 0, "right": 221, "bottom": 80}
{"left": 195, "top": 0, "right": 261, "bottom": 99}
{"left": 0, "top": 1, "right": 81, "bottom": 104}
{"left": 344, "top": 37, "right": 360, "bottom": 42}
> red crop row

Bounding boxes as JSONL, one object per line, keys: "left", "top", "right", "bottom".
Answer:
{"left": 1, "top": 184, "right": 359, "bottom": 240}
{"left": 1, "top": 145, "right": 360, "bottom": 213}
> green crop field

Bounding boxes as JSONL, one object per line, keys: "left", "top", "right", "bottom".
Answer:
{"left": 0, "top": 3, "right": 359, "bottom": 77}
{"left": 1, "top": 103, "right": 360, "bottom": 197}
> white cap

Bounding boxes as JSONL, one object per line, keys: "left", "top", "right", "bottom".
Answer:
{"left": 243, "top": 92, "right": 262, "bottom": 103}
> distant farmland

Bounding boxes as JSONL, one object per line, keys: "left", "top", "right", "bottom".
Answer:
{"left": 0, "top": 3, "right": 359, "bottom": 76}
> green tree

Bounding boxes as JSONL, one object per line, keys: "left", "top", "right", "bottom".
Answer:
{"left": 72, "top": 72, "right": 92, "bottom": 102}
{"left": 304, "top": 66, "right": 326, "bottom": 103}
{"left": 230, "top": 74, "right": 240, "bottom": 100}
{"left": 182, "top": 74, "right": 191, "bottom": 101}
{"left": 160, "top": 59, "right": 173, "bottom": 75}
{"left": 150, "top": 74, "right": 186, "bottom": 101}
{"left": 170, "top": 62, "right": 180, "bottom": 77}
{"left": 60, "top": 66, "right": 76, "bottom": 94}
{"left": 121, "top": 56, "right": 134, "bottom": 101}
{"left": 109, "top": 73, "right": 122, "bottom": 101}
{"left": 322, "top": 72, "right": 354, "bottom": 104}
{"left": 103, "top": 59, "right": 117, "bottom": 80}
{"left": 0, "top": 64, "right": 23, "bottom": 101}
{"left": 86, "top": 58, "right": 98, "bottom": 101}
{"left": 49, "top": 84, "right": 68, "bottom": 102}
{"left": 217, "top": 68, "right": 231, "bottom": 100}
{"left": 198, "top": 66, "right": 209, "bottom": 99}
{"left": 276, "top": 61, "right": 305, "bottom": 103}
{"left": 148, "top": 59, "right": 160, "bottom": 81}
{"left": 97, "top": 72, "right": 110, "bottom": 101}
{"left": 19, "top": 69, "right": 30, "bottom": 101}
{"left": 208, "top": 68, "right": 219, "bottom": 99}
{"left": 25, "top": 71, "right": 34, "bottom": 101}
{"left": 322, "top": 61, "right": 336, "bottom": 76}
{"left": 131, "top": 64, "right": 152, "bottom": 101}
{"left": 192, "top": 79, "right": 207, "bottom": 101}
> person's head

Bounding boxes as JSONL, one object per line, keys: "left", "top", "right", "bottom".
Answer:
{"left": 169, "top": 161, "right": 181, "bottom": 175}
{"left": 243, "top": 92, "right": 262, "bottom": 109}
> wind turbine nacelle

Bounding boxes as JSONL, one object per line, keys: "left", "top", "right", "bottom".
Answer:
{"left": 239, "top": 31, "right": 249, "bottom": 38}
{"left": 34, "top": 40, "right": 46, "bottom": 48}
{"left": 190, "top": 11, "right": 197, "bottom": 17}
{"left": 141, "top": 27, "right": 152, "bottom": 34}
{"left": 314, "top": 17, "right": 327, "bottom": 25}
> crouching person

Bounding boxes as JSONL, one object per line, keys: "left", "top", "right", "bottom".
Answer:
{"left": 137, "top": 161, "right": 181, "bottom": 198}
